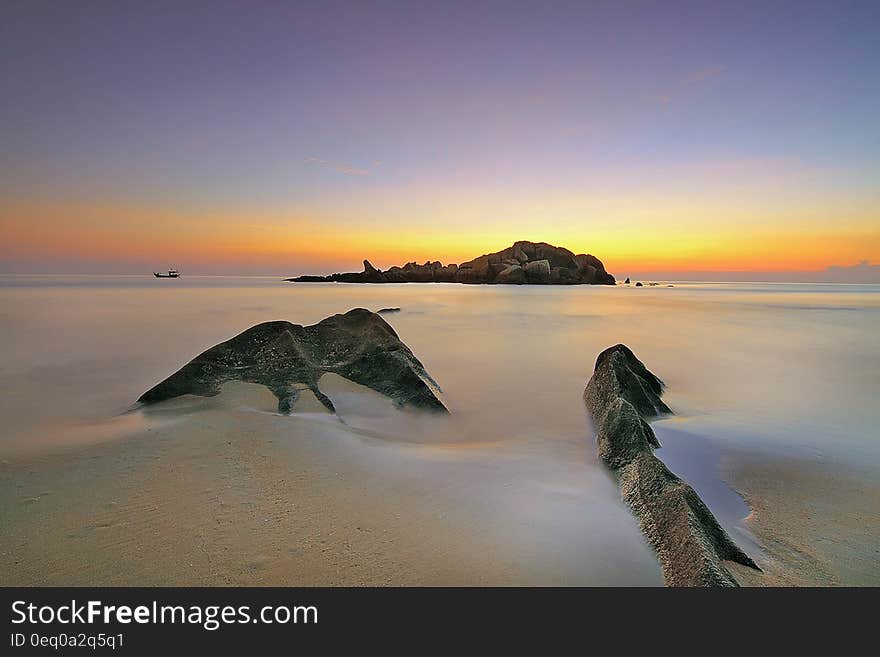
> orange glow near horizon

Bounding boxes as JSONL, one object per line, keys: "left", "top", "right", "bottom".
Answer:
{"left": 2, "top": 199, "right": 878, "bottom": 275}
{"left": 3, "top": 3, "right": 880, "bottom": 281}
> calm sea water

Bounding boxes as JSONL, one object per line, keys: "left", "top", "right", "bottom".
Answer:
{"left": 2, "top": 276, "right": 877, "bottom": 462}
{"left": 2, "top": 275, "right": 877, "bottom": 583}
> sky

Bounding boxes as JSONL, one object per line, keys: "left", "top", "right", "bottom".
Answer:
{"left": 1, "top": 0, "right": 878, "bottom": 279}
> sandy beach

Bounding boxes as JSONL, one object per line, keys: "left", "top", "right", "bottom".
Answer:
{"left": 0, "top": 381, "right": 661, "bottom": 586}
{"left": 722, "top": 450, "right": 880, "bottom": 586}
{"left": 1, "top": 278, "right": 878, "bottom": 586}
{"left": 3, "top": 379, "right": 878, "bottom": 587}
{"left": 3, "top": 0, "right": 880, "bottom": 598}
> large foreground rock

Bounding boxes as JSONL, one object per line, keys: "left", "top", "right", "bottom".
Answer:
{"left": 287, "top": 240, "right": 615, "bottom": 285}
{"left": 139, "top": 308, "right": 447, "bottom": 413}
{"left": 584, "top": 344, "right": 760, "bottom": 586}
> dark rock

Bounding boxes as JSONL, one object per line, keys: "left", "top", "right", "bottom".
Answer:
{"left": 455, "top": 254, "right": 493, "bottom": 283}
{"left": 287, "top": 240, "right": 615, "bottom": 286}
{"left": 377, "top": 307, "right": 400, "bottom": 314}
{"left": 624, "top": 277, "right": 631, "bottom": 284}
{"left": 553, "top": 266, "right": 578, "bottom": 284}
{"left": 573, "top": 253, "right": 615, "bottom": 284}
{"left": 523, "top": 259, "right": 551, "bottom": 283}
{"left": 361, "top": 259, "right": 387, "bottom": 283}
{"left": 139, "top": 308, "right": 447, "bottom": 414}
{"left": 584, "top": 344, "right": 760, "bottom": 586}
{"left": 287, "top": 275, "right": 329, "bottom": 282}
{"left": 587, "top": 344, "right": 670, "bottom": 425}
{"left": 495, "top": 264, "right": 525, "bottom": 284}
{"left": 635, "top": 281, "right": 643, "bottom": 287}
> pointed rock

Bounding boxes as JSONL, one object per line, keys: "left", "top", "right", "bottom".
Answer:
{"left": 584, "top": 344, "right": 760, "bottom": 586}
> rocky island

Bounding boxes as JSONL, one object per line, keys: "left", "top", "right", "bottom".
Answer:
{"left": 287, "top": 240, "right": 615, "bottom": 285}
{"left": 584, "top": 344, "right": 761, "bottom": 586}
{"left": 139, "top": 308, "right": 447, "bottom": 414}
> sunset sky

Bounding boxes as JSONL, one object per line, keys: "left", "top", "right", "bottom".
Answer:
{"left": 1, "top": 1, "right": 878, "bottom": 278}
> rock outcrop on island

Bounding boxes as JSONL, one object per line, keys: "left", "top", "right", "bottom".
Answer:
{"left": 139, "top": 308, "right": 447, "bottom": 414}
{"left": 584, "top": 344, "right": 760, "bottom": 586}
{"left": 286, "top": 241, "right": 615, "bottom": 285}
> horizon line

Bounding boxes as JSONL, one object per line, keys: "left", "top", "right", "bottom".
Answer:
{"left": 3, "top": 270, "right": 879, "bottom": 284}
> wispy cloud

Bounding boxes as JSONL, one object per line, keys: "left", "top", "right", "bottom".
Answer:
{"left": 823, "top": 260, "right": 880, "bottom": 283}
{"left": 306, "top": 157, "right": 370, "bottom": 176}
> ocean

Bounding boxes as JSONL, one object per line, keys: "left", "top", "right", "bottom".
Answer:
{"left": 1, "top": 276, "right": 878, "bottom": 584}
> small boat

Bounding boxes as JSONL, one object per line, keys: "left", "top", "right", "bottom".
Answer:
{"left": 154, "top": 269, "right": 180, "bottom": 278}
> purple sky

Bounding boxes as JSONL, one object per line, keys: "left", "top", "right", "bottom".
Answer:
{"left": 1, "top": 1, "right": 878, "bottom": 278}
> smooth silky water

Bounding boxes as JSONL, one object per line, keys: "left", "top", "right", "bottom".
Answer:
{"left": 1, "top": 276, "right": 878, "bottom": 584}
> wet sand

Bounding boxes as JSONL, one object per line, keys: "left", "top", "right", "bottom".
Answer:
{"left": 0, "top": 381, "right": 662, "bottom": 586}
{"left": 3, "top": 381, "right": 878, "bottom": 586}
{"left": 3, "top": 380, "right": 878, "bottom": 586}
{"left": 0, "top": 375, "right": 880, "bottom": 586}
{"left": 721, "top": 450, "right": 880, "bottom": 586}
{"left": 2, "top": 382, "right": 878, "bottom": 585}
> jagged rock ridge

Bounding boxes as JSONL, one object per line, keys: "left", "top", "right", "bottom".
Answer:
{"left": 139, "top": 308, "right": 447, "bottom": 413}
{"left": 584, "top": 344, "right": 760, "bottom": 586}
{"left": 287, "top": 240, "right": 615, "bottom": 285}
